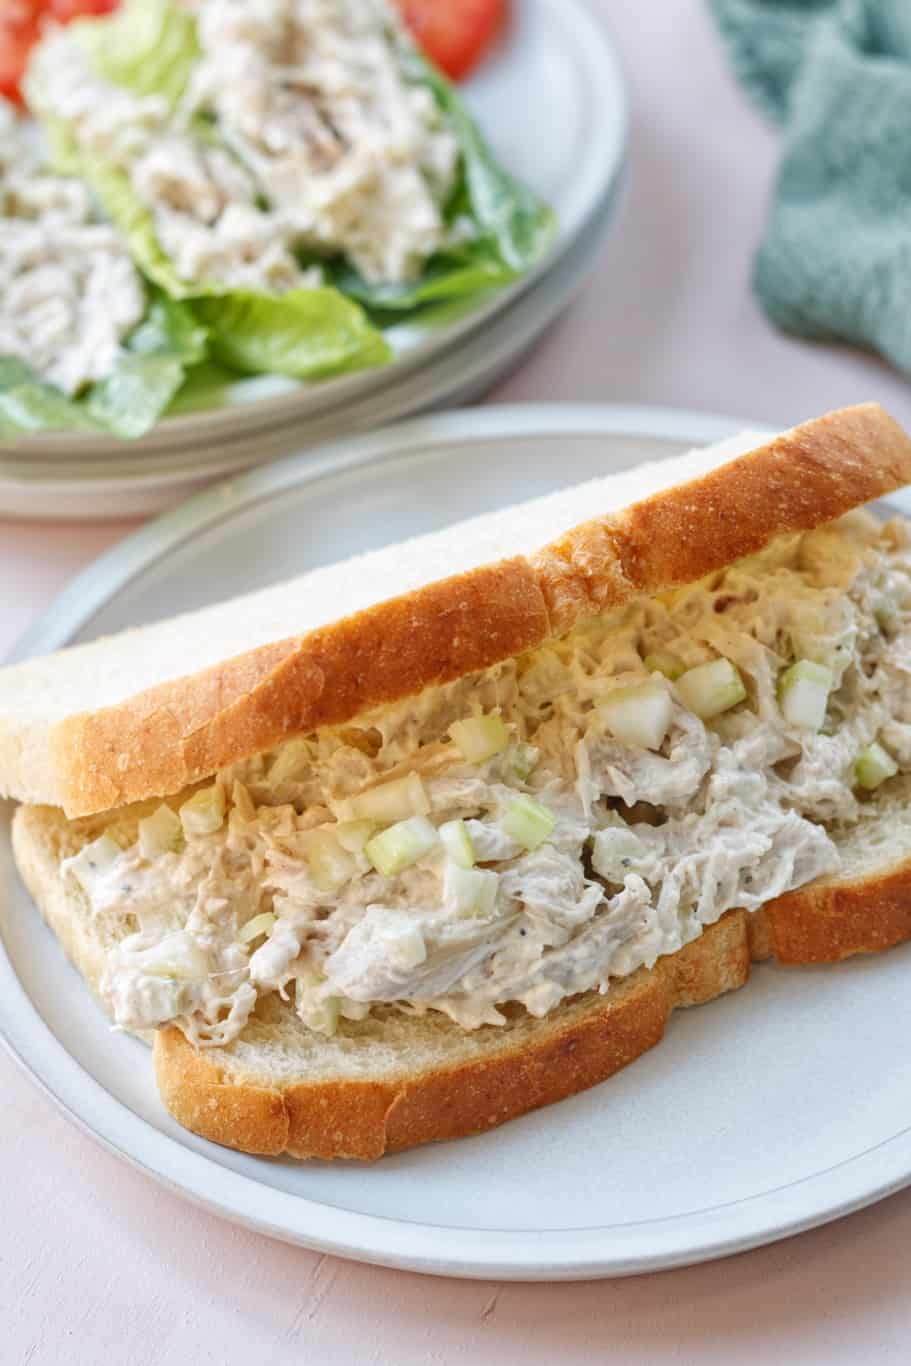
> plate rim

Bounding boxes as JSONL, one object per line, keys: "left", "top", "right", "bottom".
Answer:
{"left": 6, "top": 402, "right": 911, "bottom": 1281}
{"left": 0, "top": 0, "right": 628, "bottom": 461}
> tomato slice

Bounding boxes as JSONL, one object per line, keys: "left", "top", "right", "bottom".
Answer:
{"left": 0, "top": 0, "right": 120, "bottom": 106}
{"left": 394, "top": 0, "right": 508, "bottom": 82}
{"left": 48, "top": 0, "right": 120, "bottom": 18}
{"left": 0, "top": 1, "right": 44, "bottom": 106}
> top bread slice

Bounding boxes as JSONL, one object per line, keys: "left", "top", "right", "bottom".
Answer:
{"left": 2, "top": 402, "right": 910, "bottom": 819}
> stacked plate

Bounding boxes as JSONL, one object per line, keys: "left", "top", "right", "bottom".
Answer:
{"left": 0, "top": 0, "right": 627, "bottom": 520}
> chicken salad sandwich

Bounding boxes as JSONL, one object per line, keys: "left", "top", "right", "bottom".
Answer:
{"left": 4, "top": 403, "right": 911, "bottom": 1158}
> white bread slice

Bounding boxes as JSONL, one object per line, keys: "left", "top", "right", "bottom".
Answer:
{"left": 13, "top": 780, "right": 911, "bottom": 1159}
{"left": 1, "top": 403, "right": 910, "bottom": 818}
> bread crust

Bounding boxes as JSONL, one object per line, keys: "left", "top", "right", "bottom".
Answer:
{"left": 46, "top": 404, "right": 911, "bottom": 817}
{"left": 152, "top": 851, "right": 911, "bottom": 1160}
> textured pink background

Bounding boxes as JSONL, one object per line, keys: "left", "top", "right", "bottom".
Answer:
{"left": 4, "top": 2, "right": 911, "bottom": 1359}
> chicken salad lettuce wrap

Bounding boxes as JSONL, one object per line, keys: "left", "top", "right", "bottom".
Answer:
{"left": 3, "top": 0, "right": 553, "bottom": 437}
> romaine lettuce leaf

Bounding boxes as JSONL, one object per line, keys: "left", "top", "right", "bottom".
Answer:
{"left": 402, "top": 50, "right": 557, "bottom": 278}
{"left": 0, "top": 358, "right": 103, "bottom": 436}
{"left": 129, "top": 290, "right": 209, "bottom": 366}
{"left": 194, "top": 290, "right": 392, "bottom": 379}
{"left": 51, "top": 129, "right": 195, "bottom": 298}
{"left": 34, "top": 131, "right": 394, "bottom": 378}
{"left": 85, "top": 355, "right": 185, "bottom": 437}
{"left": 323, "top": 53, "right": 555, "bottom": 313}
{"left": 0, "top": 292, "right": 206, "bottom": 439}
{"left": 72, "top": 0, "right": 198, "bottom": 110}
{"left": 23, "top": 0, "right": 553, "bottom": 414}
{"left": 333, "top": 240, "right": 512, "bottom": 312}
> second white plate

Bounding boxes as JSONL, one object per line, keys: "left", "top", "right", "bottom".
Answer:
{"left": 4, "top": 405, "right": 911, "bottom": 1280}
{"left": 4, "top": 0, "right": 626, "bottom": 466}
{"left": 0, "top": 153, "right": 625, "bottom": 517}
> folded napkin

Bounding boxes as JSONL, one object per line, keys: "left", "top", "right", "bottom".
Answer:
{"left": 710, "top": 0, "right": 911, "bottom": 374}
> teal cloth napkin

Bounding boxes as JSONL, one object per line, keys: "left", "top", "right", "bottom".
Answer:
{"left": 710, "top": 0, "right": 911, "bottom": 375}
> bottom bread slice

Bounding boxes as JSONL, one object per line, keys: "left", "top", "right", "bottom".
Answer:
{"left": 13, "top": 787, "right": 911, "bottom": 1161}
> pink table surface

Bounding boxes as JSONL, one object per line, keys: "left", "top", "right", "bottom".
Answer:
{"left": 4, "top": 2, "right": 911, "bottom": 1361}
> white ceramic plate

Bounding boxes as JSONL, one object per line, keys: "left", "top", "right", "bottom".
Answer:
{"left": 0, "top": 167, "right": 624, "bottom": 519}
{"left": 3, "top": 0, "right": 626, "bottom": 464}
{"left": 5, "top": 405, "right": 911, "bottom": 1282}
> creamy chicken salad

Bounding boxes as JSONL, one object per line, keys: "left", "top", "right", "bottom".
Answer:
{"left": 63, "top": 511, "right": 911, "bottom": 1047}
{"left": 32, "top": 0, "right": 459, "bottom": 294}
{"left": 0, "top": 98, "right": 145, "bottom": 394}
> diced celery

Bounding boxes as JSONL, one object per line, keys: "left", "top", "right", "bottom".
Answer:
{"left": 388, "top": 923, "right": 428, "bottom": 970}
{"left": 365, "top": 816, "right": 438, "bottom": 877}
{"left": 180, "top": 783, "right": 226, "bottom": 837}
{"left": 124, "top": 929, "right": 207, "bottom": 980}
{"left": 296, "top": 967, "right": 341, "bottom": 1036}
{"left": 444, "top": 860, "right": 499, "bottom": 916}
{"left": 855, "top": 741, "right": 898, "bottom": 791}
{"left": 63, "top": 832, "right": 122, "bottom": 897}
{"left": 676, "top": 658, "right": 747, "bottom": 720}
{"left": 439, "top": 818, "right": 475, "bottom": 868}
{"left": 599, "top": 679, "right": 673, "bottom": 750}
{"left": 307, "top": 830, "right": 356, "bottom": 892}
{"left": 501, "top": 795, "right": 555, "bottom": 851}
{"left": 342, "top": 772, "right": 430, "bottom": 823}
{"left": 643, "top": 650, "right": 686, "bottom": 681}
{"left": 591, "top": 827, "right": 645, "bottom": 883}
{"left": 449, "top": 713, "right": 510, "bottom": 764}
{"left": 334, "top": 819, "right": 377, "bottom": 853}
{"left": 304, "top": 994, "right": 341, "bottom": 1036}
{"left": 237, "top": 911, "right": 276, "bottom": 945}
{"left": 778, "top": 659, "right": 832, "bottom": 731}
{"left": 138, "top": 804, "right": 182, "bottom": 859}
{"left": 509, "top": 742, "right": 540, "bottom": 782}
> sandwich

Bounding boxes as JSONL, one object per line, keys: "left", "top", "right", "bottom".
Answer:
{"left": 3, "top": 402, "right": 911, "bottom": 1160}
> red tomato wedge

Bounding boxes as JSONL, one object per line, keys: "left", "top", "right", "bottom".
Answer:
{"left": 394, "top": 0, "right": 508, "bottom": 82}
{"left": 0, "top": 1, "right": 44, "bottom": 106}
{"left": 0, "top": 0, "right": 119, "bottom": 106}
{"left": 47, "top": 0, "right": 119, "bottom": 18}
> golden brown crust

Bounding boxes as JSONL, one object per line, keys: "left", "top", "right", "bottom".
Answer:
{"left": 52, "top": 404, "right": 911, "bottom": 817}
{"left": 151, "top": 858, "right": 911, "bottom": 1161}
{"left": 606, "top": 403, "right": 911, "bottom": 597}
{"left": 154, "top": 962, "right": 678, "bottom": 1161}
{"left": 52, "top": 559, "right": 548, "bottom": 818}
{"left": 753, "top": 861, "right": 911, "bottom": 963}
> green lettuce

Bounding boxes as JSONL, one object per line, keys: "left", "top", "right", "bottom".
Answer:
{"left": 0, "top": 358, "right": 103, "bottom": 436}
{"left": 324, "top": 53, "right": 556, "bottom": 314}
{"left": 194, "top": 291, "right": 391, "bottom": 379}
{"left": 72, "top": 0, "right": 199, "bottom": 110}
{"left": 0, "top": 291, "right": 206, "bottom": 438}
{"left": 18, "top": 0, "right": 552, "bottom": 433}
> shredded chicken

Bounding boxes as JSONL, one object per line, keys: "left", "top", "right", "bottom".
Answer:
{"left": 30, "top": 0, "right": 459, "bottom": 293}
{"left": 0, "top": 99, "right": 144, "bottom": 394}
{"left": 64, "top": 511, "right": 911, "bottom": 1044}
